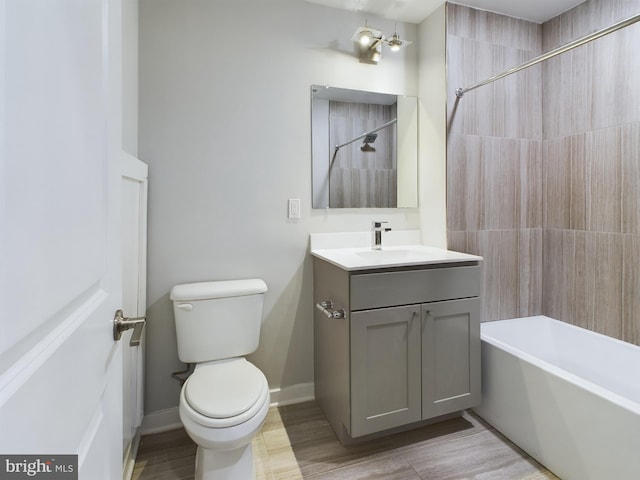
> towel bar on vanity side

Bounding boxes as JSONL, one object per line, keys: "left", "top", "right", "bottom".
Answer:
{"left": 316, "top": 301, "right": 347, "bottom": 319}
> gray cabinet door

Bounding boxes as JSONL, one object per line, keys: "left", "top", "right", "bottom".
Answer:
{"left": 422, "top": 298, "right": 481, "bottom": 418}
{"left": 350, "top": 305, "right": 422, "bottom": 437}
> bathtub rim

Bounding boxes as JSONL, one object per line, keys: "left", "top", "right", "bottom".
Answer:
{"left": 480, "top": 315, "right": 640, "bottom": 416}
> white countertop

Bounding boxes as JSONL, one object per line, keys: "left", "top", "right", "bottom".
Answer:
{"left": 310, "top": 231, "right": 482, "bottom": 271}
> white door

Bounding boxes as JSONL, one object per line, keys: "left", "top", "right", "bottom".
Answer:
{"left": 0, "top": 0, "right": 124, "bottom": 478}
{"left": 121, "top": 152, "right": 148, "bottom": 479}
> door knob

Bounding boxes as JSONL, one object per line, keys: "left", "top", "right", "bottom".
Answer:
{"left": 113, "top": 309, "right": 146, "bottom": 346}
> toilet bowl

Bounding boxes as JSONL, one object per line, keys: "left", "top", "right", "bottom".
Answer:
{"left": 170, "top": 279, "right": 270, "bottom": 480}
{"left": 179, "top": 359, "right": 270, "bottom": 479}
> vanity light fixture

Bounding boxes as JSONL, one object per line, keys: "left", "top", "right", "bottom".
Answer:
{"left": 386, "top": 32, "right": 403, "bottom": 52}
{"left": 351, "top": 23, "right": 412, "bottom": 64}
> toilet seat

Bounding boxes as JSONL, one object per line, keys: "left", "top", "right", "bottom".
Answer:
{"left": 183, "top": 358, "right": 269, "bottom": 428}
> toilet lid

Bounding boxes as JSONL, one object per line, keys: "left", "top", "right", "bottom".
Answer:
{"left": 184, "top": 359, "right": 267, "bottom": 419}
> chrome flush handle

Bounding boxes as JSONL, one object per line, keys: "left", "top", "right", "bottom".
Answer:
{"left": 113, "top": 309, "right": 146, "bottom": 347}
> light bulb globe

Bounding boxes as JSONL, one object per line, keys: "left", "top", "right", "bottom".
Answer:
{"left": 359, "top": 31, "right": 372, "bottom": 46}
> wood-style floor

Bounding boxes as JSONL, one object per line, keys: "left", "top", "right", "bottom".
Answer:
{"left": 133, "top": 401, "right": 558, "bottom": 480}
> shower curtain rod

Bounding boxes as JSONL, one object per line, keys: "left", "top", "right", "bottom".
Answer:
{"left": 455, "top": 13, "right": 640, "bottom": 98}
{"left": 329, "top": 118, "right": 398, "bottom": 169}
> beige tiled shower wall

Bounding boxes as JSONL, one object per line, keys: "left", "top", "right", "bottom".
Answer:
{"left": 446, "top": 0, "right": 640, "bottom": 346}
{"left": 446, "top": 3, "right": 544, "bottom": 324}
{"left": 541, "top": 0, "right": 640, "bottom": 345}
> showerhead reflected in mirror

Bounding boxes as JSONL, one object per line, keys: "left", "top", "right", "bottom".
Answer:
{"left": 363, "top": 133, "right": 378, "bottom": 143}
{"left": 311, "top": 85, "right": 418, "bottom": 209}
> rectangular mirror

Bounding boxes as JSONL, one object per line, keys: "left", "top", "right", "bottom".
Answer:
{"left": 311, "top": 85, "right": 418, "bottom": 209}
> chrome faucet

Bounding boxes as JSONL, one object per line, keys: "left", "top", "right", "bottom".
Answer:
{"left": 372, "top": 221, "right": 391, "bottom": 250}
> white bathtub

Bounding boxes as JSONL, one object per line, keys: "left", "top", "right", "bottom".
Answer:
{"left": 475, "top": 315, "right": 640, "bottom": 480}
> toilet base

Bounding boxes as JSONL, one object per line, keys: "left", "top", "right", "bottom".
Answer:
{"left": 195, "top": 443, "right": 255, "bottom": 480}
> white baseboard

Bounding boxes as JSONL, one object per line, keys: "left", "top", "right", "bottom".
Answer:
{"left": 269, "top": 382, "right": 315, "bottom": 407}
{"left": 140, "top": 407, "right": 182, "bottom": 435}
{"left": 141, "top": 382, "right": 315, "bottom": 435}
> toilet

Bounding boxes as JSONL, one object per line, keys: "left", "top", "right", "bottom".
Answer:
{"left": 170, "top": 279, "right": 270, "bottom": 480}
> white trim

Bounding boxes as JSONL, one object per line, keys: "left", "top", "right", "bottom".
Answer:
{"left": 140, "top": 382, "right": 316, "bottom": 435}
{"left": 269, "top": 382, "right": 315, "bottom": 407}
{"left": 140, "top": 407, "right": 182, "bottom": 435}
{"left": 123, "top": 431, "right": 141, "bottom": 480}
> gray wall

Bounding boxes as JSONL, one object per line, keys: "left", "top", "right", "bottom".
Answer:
{"left": 447, "top": 0, "right": 640, "bottom": 347}
{"left": 139, "top": 0, "right": 426, "bottom": 414}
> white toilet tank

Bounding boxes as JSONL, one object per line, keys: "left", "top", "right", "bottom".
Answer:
{"left": 170, "top": 279, "right": 268, "bottom": 363}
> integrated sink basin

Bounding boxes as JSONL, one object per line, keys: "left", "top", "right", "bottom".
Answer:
{"left": 355, "top": 249, "right": 417, "bottom": 261}
{"left": 309, "top": 230, "right": 482, "bottom": 271}
{"left": 310, "top": 243, "right": 482, "bottom": 271}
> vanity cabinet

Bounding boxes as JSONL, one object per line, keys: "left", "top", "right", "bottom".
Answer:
{"left": 313, "top": 257, "right": 481, "bottom": 443}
